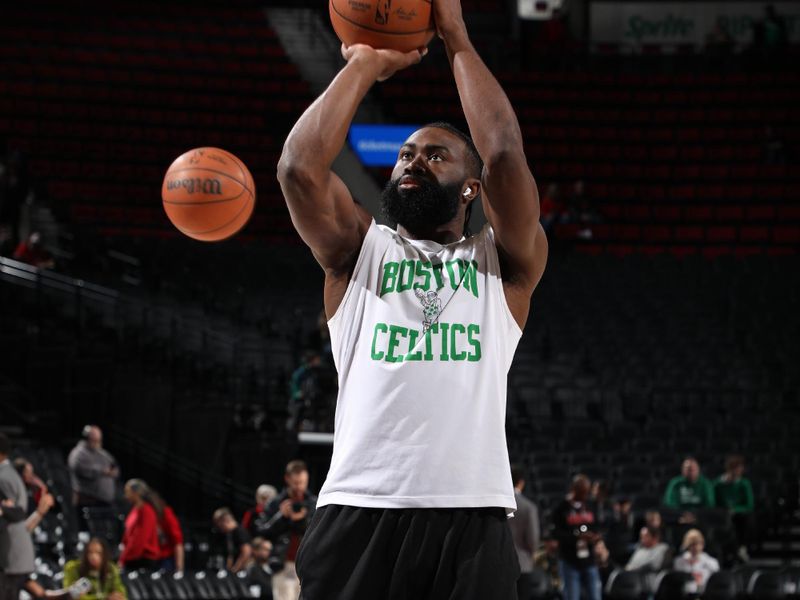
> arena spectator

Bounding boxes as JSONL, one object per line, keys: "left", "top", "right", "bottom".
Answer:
{"left": 539, "top": 183, "right": 563, "bottom": 234}
{"left": 593, "top": 539, "right": 617, "bottom": 587}
{"left": 68, "top": 426, "right": 119, "bottom": 518}
{"left": 590, "top": 480, "right": 613, "bottom": 531}
{"left": 246, "top": 537, "right": 283, "bottom": 600}
{"left": 625, "top": 526, "right": 671, "bottom": 593}
{"left": 705, "top": 17, "right": 734, "bottom": 54}
{"left": 243, "top": 484, "right": 278, "bottom": 535}
{"left": 714, "top": 454, "right": 755, "bottom": 562}
{"left": 0, "top": 433, "right": 36, "bottom": 600}
{"left": 119, "top": 480, "right": 161, "bottom": 571}
{"left": 533, "top": 529, "right": 562, "bottom": 592}
{"left": 662, "top": 457, "right": 715, "bottom": 521}
{"left": 673, "top": 529, "right": 719, "bottom": 591}
{"left": 626, "top": 526, "right": 669, "bottom": 572}
{"left": 63, "top": 537, "right": 127, "bottom": 600}
{"left": 260, "top": 460, "right": 316, "bottom": 600}
{"left": 287, "top": 351, "right": 323, "bottom": 432}
{"left": 13, "top": 232, "right": 54, "bottom": 269}
{"left": 553, "top": 474, "right": 602, "bottom": 600}
{"left": 0, "top": 493, "right": 26, "bottom": 532}
{"left": 212, "top": 507, "right": 252, "bottom": 573}
{"left": 751, "top": 5, "right": 788, "bottom": 55}
{"left": 13, "top": 458, "right": 47, "bottom": 508}
{"left": 509, "top": 465, "right": 540, "bottom": 600}
{"left": 133, "top": 483, "right": 186, "bottom": 572}
{"left": 605, "top": 496, "right": 635, "bottom": 564}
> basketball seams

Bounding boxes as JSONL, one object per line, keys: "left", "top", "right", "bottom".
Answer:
{"left": 330, "top": 0, "right": 435, "bottom": 37}
{"left": 214, "top": 147, "right": 255, "bottom": 195}
{"left": 173, "top": 193, "right": 253, "bottom": 239}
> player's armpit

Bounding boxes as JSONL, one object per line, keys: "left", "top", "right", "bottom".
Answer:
{"left": 278, "top": 163, "right": 370, "bottom": 273}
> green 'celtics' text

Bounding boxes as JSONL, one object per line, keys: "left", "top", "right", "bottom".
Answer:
{"left": 370, "top": 322, "right": 481, "bottom": 363}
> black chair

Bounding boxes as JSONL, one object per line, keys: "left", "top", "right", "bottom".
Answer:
{"left": 733, "top": 566, "right": 762, "bottom": 593}
{"left": 779, "top": 567, "right": 800, "bottom": 600}
{"left": 122, "top": 572, "right": 148, "bottom": 600}
{"left": 748, "top": 570, "right": 786, "bottom": 600}
{"left": 606, "top": 569, "right": 645, "bottom": 600}
{"left": 654, "top": 570, "right": 696, "bottom": 600}
{"left": 529, "top": 566, "right": 556, "bottom": 600}
{"left": 703, "top": 570, "right": 739, "bottom": 600}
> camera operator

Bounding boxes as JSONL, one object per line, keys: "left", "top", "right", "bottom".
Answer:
{"left": 256, "top": 460, "right": 316, "bottom": 600}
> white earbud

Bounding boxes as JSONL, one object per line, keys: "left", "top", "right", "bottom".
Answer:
{"left": 463, "top": 187, "right": 472, "bottom": 196}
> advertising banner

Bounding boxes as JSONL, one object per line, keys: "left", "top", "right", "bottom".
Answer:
{"left": 591, "top": 1, "right": 800, "bottom": 45}
{"left": 349, "top": 124, "right": 420, "bottom": 167}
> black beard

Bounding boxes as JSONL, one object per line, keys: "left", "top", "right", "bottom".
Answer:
{"left": 380, "top": 176, "right": 461, "bottom": 237}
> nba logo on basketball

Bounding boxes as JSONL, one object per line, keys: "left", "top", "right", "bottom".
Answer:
{"left": 375, "top": 0, "right": 391, "bottom": 25}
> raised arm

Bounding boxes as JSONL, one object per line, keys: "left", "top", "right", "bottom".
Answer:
{"left": 435, "top": 1, "right": 547, "bottom": 324}
{"left": 277, "top": 46, "right": 425, "bottom": 275}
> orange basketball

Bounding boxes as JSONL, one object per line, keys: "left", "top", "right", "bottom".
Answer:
{"left": 329, "top": 0, "right": 435, "bottom": 53}
{"left": 161, "top": 147, "right": 255, "bottom": 242}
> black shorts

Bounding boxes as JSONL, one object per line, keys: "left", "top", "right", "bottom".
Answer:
{"left": 296, "top": 504, "right": 520, "bottom": 600}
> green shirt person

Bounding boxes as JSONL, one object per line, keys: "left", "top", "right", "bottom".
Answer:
{"left": 714, "top": 455, "right": 754, "bottom": 514}
{"left": 663, "top": 457, "right": 715, "bottom": 511}
{"left": 63, "top": 538, "right": 127, "bottom": 600}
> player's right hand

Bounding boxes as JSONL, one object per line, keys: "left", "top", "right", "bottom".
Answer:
{"left": 341, "top": 43, "right": 427, "bottom": 82}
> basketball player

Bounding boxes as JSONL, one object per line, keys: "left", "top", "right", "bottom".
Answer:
{"left": 277, "top": 0, "right": 547, "bottom": 597}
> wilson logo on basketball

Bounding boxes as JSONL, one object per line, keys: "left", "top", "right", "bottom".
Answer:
{"left": 166, "top": 178, "right": 223, "bottom": 195}
{"left": 375, "top": 0, "right": 391, "bottom": 25}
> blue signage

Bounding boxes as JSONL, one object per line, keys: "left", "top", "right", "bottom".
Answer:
{"left": 348, "top": 124, "right": 420, "bottom": 167}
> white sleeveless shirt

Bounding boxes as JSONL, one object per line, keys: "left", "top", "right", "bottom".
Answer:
{"left": 317, "top": 220, "right": 522, "bottom": 514}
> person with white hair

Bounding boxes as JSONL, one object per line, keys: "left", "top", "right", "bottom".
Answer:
{"left": 673, "top": 529, "right": 720, "bottom": 591}
{"left": 243, "top": 484, "right": 278, "bottom": 535}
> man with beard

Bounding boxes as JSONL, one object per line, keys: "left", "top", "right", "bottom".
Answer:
{"left": 277, "top": 0, "right": 547, "bottom": 597}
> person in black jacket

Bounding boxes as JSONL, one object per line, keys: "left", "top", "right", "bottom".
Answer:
{"left": 257, "top": 460, "right": 316, "bottom": 600}
{"left": 553, "top": 474, "right": 602, "bottom": 600}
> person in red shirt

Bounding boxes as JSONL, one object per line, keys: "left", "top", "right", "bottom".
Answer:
{"left": 156, "top": 498, "right": 184, "bottom": 573}
{"left": 119, "top": 479, "right": 161, "bottom": 571}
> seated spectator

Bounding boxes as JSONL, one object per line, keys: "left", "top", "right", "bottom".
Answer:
{"left": 119, "top": 480, "right": 161, "bottom": 571}
{"left": 13, "top": 458, "right": 48, "bottom": 508}
{"left": 243, "top": 485, "right": 278, "bottom": 535}
{"left": 593, "top": 538, "right": 617, "bottom": 587}
{"left": 714, "top": 454, "right": 754, "bottom": 562}
{"left": 626, "top": 526, "right": 670, "bottom": 573}
{"left": 246, "top": 537, "right": 283, "bottom": 599}
{"left": 13, "top": 231, "right": 54, "bottom": 269}
{"left": 533, "top": 529, "right": 562, "bottom": 592}
{"left": 673, "top": 529, "right": 719, "bottom": 592}
{"left": 625, "top": 526, "right": 671, "bottom": 593}
{"left": 212, "top": 507, "right": 252, "bottom": 573}
{"left": 663, "top": 457, "right": 715, "bottom": 522}
{"left": 64, "top": 537, "right": 127, "bottom": 600}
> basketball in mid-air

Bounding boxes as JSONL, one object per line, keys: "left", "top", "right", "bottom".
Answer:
{"left": 329, "top": 0, "right": 435, "bottom": 53}
{"left": 161, "top": 147, "right": 255, "bottom": 242}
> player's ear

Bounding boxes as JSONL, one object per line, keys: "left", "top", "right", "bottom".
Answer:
{"left": 461, "top": 180, "right": 480, "bottom": 203}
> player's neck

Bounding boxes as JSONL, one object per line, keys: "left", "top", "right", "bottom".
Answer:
{"left": 396, "top": 223, "right": 463, "bottom": 245}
